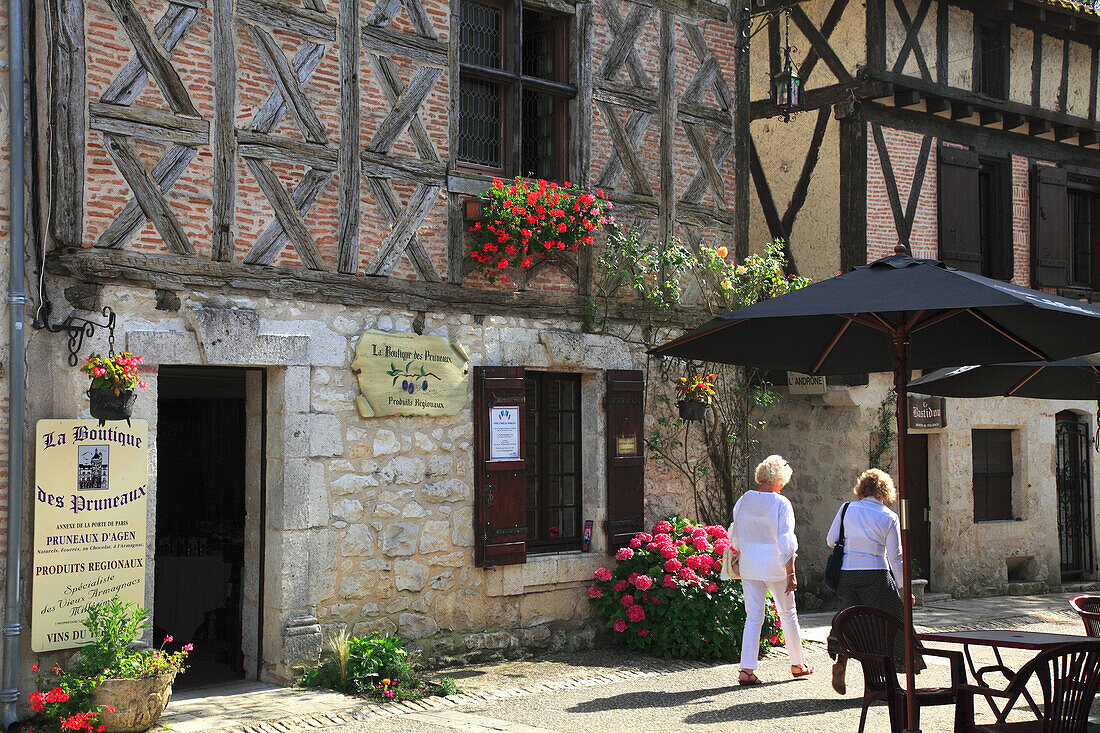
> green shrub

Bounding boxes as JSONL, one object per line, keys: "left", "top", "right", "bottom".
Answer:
{"left": 302, "top": 633, "right": 457, "bottom": 703}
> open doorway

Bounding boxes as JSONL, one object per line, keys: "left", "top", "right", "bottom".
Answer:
{"left": 155, "top": 366, "right": 263, "bottom": 688}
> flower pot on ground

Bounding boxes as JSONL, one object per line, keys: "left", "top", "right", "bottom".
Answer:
{"left": 92, "top": 672, "right": 176, "bottom": 733}
{"left": 81, "top": 352, "right": 147, "bottom": 426}
{"left": 29, "top": 598, "right": 191, "bottom": 733}
{"left": 677, "top": 400, "right": 707, "bottom": 422}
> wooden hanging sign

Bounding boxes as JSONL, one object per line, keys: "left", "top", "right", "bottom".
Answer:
{"left": 352, "top": 330, "right": 470, "bottom": 417}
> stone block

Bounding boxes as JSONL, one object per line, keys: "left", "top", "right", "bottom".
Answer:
{"left": 339, "top": 575, "right": 368, "bottom": 599}
{"left": 433, "top": 552, "right": 467, "bottom": 568}
{"left": 332, "top": 498, "right": 363, "bottom": 523}
{"left": 341, "top": 525, "right": 374, "bottom": 557}
{"left": 281, "top": 413, "right": 310, "bottom": 458}
{"left": 125, "top": 330, "right": 202, "bottom": 366}
{"left": 283, "top": 613, "right": 322, "bottom": 667}
{"left": 261, "top": 319, "right": 345, "bottom": 366}
{"left": 450, "top": 507, "right": 474, "bottom": 547}
{"left": 283, "top": 366, "right": 312, "bottom": 413}
{"left": 266, "top": 530, "right": 337, "bottom": 610}
{"left": 400, "top": 502, "right": 428, "bottom": 519}
{"left": 516, "top": 625, "right": 552, "bottom": 649}
{"left": 427, "top": 455, "right": 454, "bottom": 476}
{"left": 429, "top": 571, "right": 456, "bottom": 591}
{"left": 395, "top": 559, "right": 429, "bottom": 591}
{"left": 414, "top": 432, "right": 436, "bottom": 451}
{"left": 522, "top": 559, "right": 558, "bottom": 587}
{"left": 465, "top": 631, "right": 514, "bottom": 651}
{"left": 379, "top": 456, "right": 426, "bottom": 485}
{"left": 418, "top": 520, "right": 452, "bottom": 554}
{"left": 331, "top": 473, "right": 378, "bottom": 496}
{"left": 354, "top": 618, "right": 398, "bottom": 638}
{"left": 422, "top": 478, "right": 469, "bottom": 503}
{"left": 374, "top": 429, "right": 400, "bottom": 456}
{"left": 308, "top": 413, "right": 344, "bottom": 456}
{"left": 274, "top": 459, "right": 327, "bottom": 530}
{"left": 398, "top": 613, "right": 440, "bottom": 640}
{"left": 381, "top": 522, "right": 420, "bottom": 556}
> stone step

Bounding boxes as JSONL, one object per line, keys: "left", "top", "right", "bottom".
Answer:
{"left": 924, "top": 592, "right": 952, "bottom": 604}
{"left": 1062, "top": 581, "right": 1100, "bottom": 593}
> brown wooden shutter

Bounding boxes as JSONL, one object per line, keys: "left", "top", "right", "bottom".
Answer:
{"left": 1032, "top": 164, "right": 1069, "bottom": 288}
{"left": 473, "top": 366, "right": 527, "bottom": 567}
{"left": 605, "top": 369, "right": 645, "bottom": 554}
{"left": 938, "top": 146, "right": 981, "bottom": 272}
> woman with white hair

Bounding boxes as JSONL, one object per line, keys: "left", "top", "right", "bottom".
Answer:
{"left": 727, "top": 454, "right": 811, "bottom": 685}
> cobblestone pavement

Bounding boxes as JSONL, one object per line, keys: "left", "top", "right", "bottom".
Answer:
{"left": 156, "top": 594, "right": 1095, "bottom": 733}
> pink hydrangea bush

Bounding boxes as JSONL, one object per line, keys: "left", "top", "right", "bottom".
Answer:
{"left": 586, "top": 517, "right": 783, "bottom": 660}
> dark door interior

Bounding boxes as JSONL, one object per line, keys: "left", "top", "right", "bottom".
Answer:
{"left": 904, "top": 433, "right": 931, "bottom": 583}
{"left": 1056, "top": 411, "right": 1094, "bottom": 580}
{"left": 156, "top": 366, "right": 250, "bottom": 687}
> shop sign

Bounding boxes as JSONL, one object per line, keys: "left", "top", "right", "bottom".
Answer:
{"left": 908, "top": 394, "right": 946, "bottom": 429}
{"left": 32, "top": 420, "right": 149, "bottom": 652}
{"left": 352, "top": 330, "right": 470, "bottom": 417}
{"left": 787, "top": 371, "right": 827, "bottom": 395}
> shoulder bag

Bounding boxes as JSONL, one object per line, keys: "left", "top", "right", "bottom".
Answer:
{"left": 823, "top": 502, "right": 850, "bottom": 591}
{"left": 720, "top": 510, "right": 740, "bottom": 581}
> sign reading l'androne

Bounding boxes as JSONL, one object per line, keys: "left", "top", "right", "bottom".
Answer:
{"left": 351, "top": 330, "right": 471, "bottom": 417}
{"left": 32, "top": 420, "right": 149, "bottom": 652}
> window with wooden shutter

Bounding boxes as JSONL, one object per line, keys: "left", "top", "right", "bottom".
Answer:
{"left": 473, "top": 366, "right": 528, "bottom": 566}
{"left": 524, "top": 372, "right": 583, "bottom": 550}
{"left": 972, "top": 429, "right": 1013, "bottom": 522}
{"left": 938, "top": 146, "right": 981, "bottom": 273}
{"left": 1033, "top": 165, "right": 1070, "bottom": 289}
{"left": 605, "top": 370, "right": 645, "bottom": 554}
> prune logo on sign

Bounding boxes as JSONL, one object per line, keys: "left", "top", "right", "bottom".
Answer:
{"left": 351, "top": 330, "right": 471, "bottom": 417}
{"left": 33, "top": 420, "right": 148, "bottom": 652}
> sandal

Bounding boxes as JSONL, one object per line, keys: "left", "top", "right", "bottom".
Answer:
{"left": 832, "top": 662, "right": 846, "bottom": 695}
{"left": 738, "top": 670, "right": 762, "bottom": 686}
{"left": 791, "top": 663, "right": 814, "bottom": 678}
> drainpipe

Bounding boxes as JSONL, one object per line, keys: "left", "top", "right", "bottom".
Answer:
{"left": 2, "top": 0, "right": 27, "bottom": 719}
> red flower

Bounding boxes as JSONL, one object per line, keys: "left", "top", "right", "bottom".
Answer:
{"left": 621, "top": 595, "right": 634, "bottom": 608}
{"left": 662, "top": 574, "right": 676, "bottom": 588}
{"left": 637, "top": 628, "right": 650, "bottom": 637}
{"left": 626, "top": 605, "right": 645, "bottom": 623}
{"left": 613, "top": 619, "right": 627, "bottom": 633}
{"left": 493, "top": 178, "right": 504, "bottom": 189}
{"left": 614, "top": 579, "right": 629, "bottom": 592}
{"left": 653, "top": 521, "right": 672, "bottom": 534}
{"left": 663, "top": 558, "right": 682, "bottom": 573}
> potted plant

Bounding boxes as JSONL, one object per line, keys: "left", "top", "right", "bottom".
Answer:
{"left": 81, "top": 352, "right": 147, "bottom": 426}
{"left": 29, "top": 598, "right": 191, "bottom": 733}
{"left": 467, "top": 177, "right": 612, "bottom": 284}
{"left": 675, "top": 372, "right": 717, "bottom": 421}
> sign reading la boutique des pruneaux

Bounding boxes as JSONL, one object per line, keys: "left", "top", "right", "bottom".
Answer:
{"left": 32, "top": 420, "right": 149, "bottom": 652}
{"left": 351, "top": 330, "right": 470, "bottom": 418}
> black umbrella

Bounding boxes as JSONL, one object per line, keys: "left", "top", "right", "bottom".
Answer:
{"left": 652, "top": 245, "right": 1100, "bottom": 733}
{"left": 910, "top": 358, "right": 1100, "bottom": 401}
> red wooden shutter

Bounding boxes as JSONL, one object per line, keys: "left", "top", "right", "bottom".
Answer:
{"left": 937, "top": 146, "right": 981, "bottom": 273}
{"left": 605, "top": 369, "right": 645, "bottom": 554}
{"left": 1032, "top": 164, "right": 1070, "bottom": 288}
{"left": 473, "top": 366, "right": 527, "bottom": 567}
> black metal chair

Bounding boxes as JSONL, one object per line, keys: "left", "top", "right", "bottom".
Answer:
{"left": 955, "top": 640, "right": 1100, "bottom": 732}
{"left": 1069, "top": 594, "right": 1100, "bottom": 638}
{"left": 831, "top": 605, "right": 967, "bottom": 733}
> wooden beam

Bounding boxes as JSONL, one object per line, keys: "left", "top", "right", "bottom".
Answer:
{"left": 1079, "top": 130, "right": 1098, "bottom": 147}
{"left": 658, "top": 11, "right": 675, "bottom": 246}
{"left": 243, "top": 157, "right": 327, "bottom": 270}
{"left": 839, "top": 112, "right": 867, "bottom": 272}
{"left": 338, "top": 0, "right": 360, "bottom": 274}
{"left": 1002, "top": 112, "right": 1027, "bottom": 130}
{"left": 894, "top": 89, "right": 921, "bottom": 108}
{"left": 212, "top": 0, "right": 235, "bottom": 262}
{"left": 1030, "top": 118, "right": 1053, "bottom": 135}
{"left": 249, "top": 25, "right": 328, "bottom": 143}
{"left": 366, "top": 66, "right": 443, "bottom": 153}
{"left": 105, "top": 0, "right": 198, "bottom": 116}
{"left": 924, "top": 94, "right": 949, "bottom": 114}
{"left": 96, "top": 145, "right": 197, "bottom": 250}
{"left": 979, "top": 109, "right": 1003, "bottom": 126}
{"left": 1054, "top": 124, "right": 1076, "bottom": 142}
{"left": 237, "top": 0, "right": 335, "bottom": 41}
{"left": 244, "top": 169, "right": 332, "bottom": 266}
{"left": 51, "top": 249, "right": 712, "bottom": 323}
{"left": 951, "top": 102, "right": 975, "bottom": 120}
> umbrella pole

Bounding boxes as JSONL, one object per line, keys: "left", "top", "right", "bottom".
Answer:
{"left": 892, "top": 330, "right": 919, "bottom": 732}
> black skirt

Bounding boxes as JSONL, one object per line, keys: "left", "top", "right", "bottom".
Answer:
{"left": 827, "top": 569, "right": 923, "bottom": 670}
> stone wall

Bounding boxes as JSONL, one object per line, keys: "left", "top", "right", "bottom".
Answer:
{"left": 17, "top": 279, "right": 699, "bottom": 684}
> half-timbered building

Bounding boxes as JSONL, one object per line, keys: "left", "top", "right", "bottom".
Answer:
{"left": 747, "top": 0, "right": 1100, "bottom": 600}
{"left": 5, "top": 0, "right": 746, "bottom": 688}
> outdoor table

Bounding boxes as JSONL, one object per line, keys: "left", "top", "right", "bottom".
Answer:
{"left": 917, "top": 629, "right": 1086, "bottom": 719}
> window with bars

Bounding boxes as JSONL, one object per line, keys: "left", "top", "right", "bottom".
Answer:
{"left": 524, "top": 372, "right": 582, "bottom": 550}
{"left": 972, "top": 429, "right": 1015, "bottom": 522}
{"left": 458, "top": 0, "right": 573, "bottom": 181}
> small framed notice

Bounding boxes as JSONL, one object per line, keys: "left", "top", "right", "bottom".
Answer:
{"left": 616, "top": 435, "right": 637, "bottom": 457}
{"left": 489, "top": 406, "right": 521, "bottom": 461}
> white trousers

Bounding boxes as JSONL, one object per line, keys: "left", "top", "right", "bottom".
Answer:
{"left": 740, "top": 578, "right": 806, "bottom": 670}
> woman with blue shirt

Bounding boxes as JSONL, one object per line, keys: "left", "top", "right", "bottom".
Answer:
{"left": 826, "top": 468, "right": 916, "bottom": 694}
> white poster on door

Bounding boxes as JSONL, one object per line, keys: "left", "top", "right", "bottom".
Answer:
{"left": 489, "top": 406, "right": 520, "bottom": 461}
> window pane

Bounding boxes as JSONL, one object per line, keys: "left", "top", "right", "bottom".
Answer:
{"left": 461, "top": 1, "right": 503, "bottom": 68}
{"left": 560, "top": 474, "right": 574, "bottom": 505}
{"left": 973, "top": 429, "right": 1013, "bottom": 522}
{"left": 521, "top": 90, "right": 563, "bottom": 180}
{"left": 459, "top": 78, "right": 503, "bottom": 168}
{"left": 562, "top": 508, "right": 576, "bottom": 538}
{"left": 557, "top": 443, "right": 574, "bottom": 473}
{"left": 522, "top": 9, "right": 560, "bottom": 81}
{"left": 1072, "top": 190, "right": 1092, "bottom": 287}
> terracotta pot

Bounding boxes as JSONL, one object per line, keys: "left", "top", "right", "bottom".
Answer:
{"left": 88, "top": 387, "right": 136, "bottom": 426}
{"left": 677, "top": 400, "right": 707, "bottom": 422}
{"left": 91, "top": 671, "right": 176, "bottom": 733}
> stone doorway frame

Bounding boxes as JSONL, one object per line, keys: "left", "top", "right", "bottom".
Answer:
{"left": 129, "top": 304, "right": 338, "bottom": 684}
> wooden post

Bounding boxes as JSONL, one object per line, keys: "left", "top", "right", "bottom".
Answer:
{"left": 837, "top": 104, "right": 867, "bottom": 271}
{"left": 50, "top": 0, "right": 86, "bottom": 249}
{"left": 658, "top": 10, "right": 675, "bottom": 248}
{"left": 337, "top": 0, "right": 361, "bottom": 274}
{"left": 211, "top": 0, "right": 235, "bottom": 262}
{"left": 733, "top": 1, "right": 750, "bottom": 261}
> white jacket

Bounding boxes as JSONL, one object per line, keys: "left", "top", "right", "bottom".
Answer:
{"left": 727, "top": 490, "right": 798, "bottom": 582}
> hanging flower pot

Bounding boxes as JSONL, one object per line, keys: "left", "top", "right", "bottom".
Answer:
{"left": 88, "top": 387, "right": 137, "bottom": 426}
{"left": 82, "top": 351, "right": 148, "bottom": 426}
{"left": 674, "top": 372, "right": 717, "bottom": 422}
{"left": 677, "top": 400, "right": 707, "bottom": 422}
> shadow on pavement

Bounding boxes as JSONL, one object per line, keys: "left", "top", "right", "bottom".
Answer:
{"left": 683, "top": 696, "right": 864, "bottom": 723}
{"left": 566, "top": 685, "right": 743, "bottom": 713}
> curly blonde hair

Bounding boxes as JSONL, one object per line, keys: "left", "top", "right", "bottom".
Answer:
{"left": 854, "top": 468, "right": 896, "bottom": 503}
{"left": 755, "top": 455, "right": 793, "bottom": 487}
